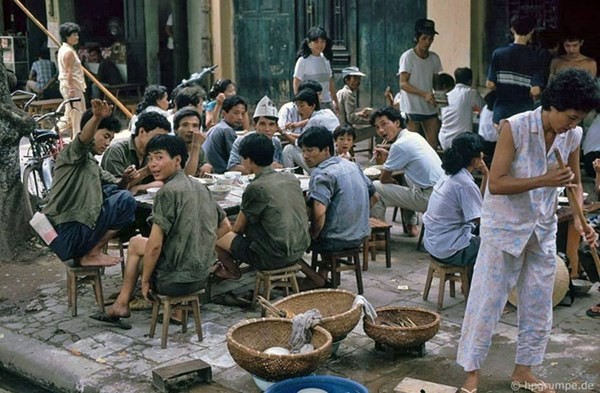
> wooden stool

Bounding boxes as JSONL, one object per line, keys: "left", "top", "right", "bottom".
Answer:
{"left": 423, "top": 257, "right": 471, "bottom": 310}
{"left": 311, "top": 248, "right": 363, "bottom": 294}
{"left": 149, "top": 290, "right": 204, "bottom": 349}
{"left": 362, "top": 217, "right": 392, "bottom": 271}
{"left": 252, "top": 264, "right": 301, "bottom": 305}
{"left": 66, "top": 264, "right": 105, "bottom": 317}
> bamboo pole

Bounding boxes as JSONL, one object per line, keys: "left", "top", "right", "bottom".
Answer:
{"left": 12, "top": 0, "right": 133, "bottom": 119}
{"left": 554, "top": 149, "right": 600, "bottom": 278}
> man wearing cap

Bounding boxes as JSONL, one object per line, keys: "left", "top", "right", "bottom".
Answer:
{"left": 227, "top": 96, "right": 284, "bottom": 174}
{"left": 337, "top": 66, "right": 376, "bottom": 143}
{"left": 398, "top": 18, "right": 443, "bottom": 149}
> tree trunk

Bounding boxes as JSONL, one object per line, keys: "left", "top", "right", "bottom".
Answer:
{"left": 0, "top": 58, "right": 36, "bottom": 261}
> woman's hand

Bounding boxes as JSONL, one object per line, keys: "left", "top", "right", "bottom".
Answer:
{"left": 216, "top": 92, "right": 226, "bottom": 105}
{"left": 542, "top": 166, "right": 576, "bottom": 188}
{"left": 593, "top": 158, "right": 600, "bottom": 174}
{"left": 575, "top": 221, "right": 598, "bottom": 249}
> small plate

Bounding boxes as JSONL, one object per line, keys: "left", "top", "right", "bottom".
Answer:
{"left": 558, "top": 196, "right": 569, "bottom": 205}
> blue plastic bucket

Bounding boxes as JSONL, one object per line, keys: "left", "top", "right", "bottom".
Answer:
{"left": 265, "top": 375, "right": 368, "bottom": 393}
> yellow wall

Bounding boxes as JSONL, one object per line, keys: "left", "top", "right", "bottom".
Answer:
{"left": 427, "top": 0, "right": 472, "bottom": 80}
{"left": 210, "top": 0, "right": 235, "bottom": 81}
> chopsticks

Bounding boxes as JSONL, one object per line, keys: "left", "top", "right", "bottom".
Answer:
{"left": 554, "top": 149, "right": 600, "bottom": 275}
{"left": 369, "top": 139, "right": 388, "bottom": 163}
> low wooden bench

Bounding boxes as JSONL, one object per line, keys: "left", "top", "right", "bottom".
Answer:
{"left": 28, "top": 98, "right": 63, "bottom": 115}
{"left": 152, "top": 359, "right": 212, "bottom": 392}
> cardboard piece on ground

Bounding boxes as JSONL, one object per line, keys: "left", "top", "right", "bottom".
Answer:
{"left": 394, "top": 377, "right": 457, "bottom": 393}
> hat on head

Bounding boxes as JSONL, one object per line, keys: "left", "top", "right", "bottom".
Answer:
{"left": 341, "top": 66, "right": 366, "bottom": 78}
{"left": 253, "top": 95, "right": 278, "bottom": 120}
{"left": 415, "top": 18, "right": 439, "bottom": 35}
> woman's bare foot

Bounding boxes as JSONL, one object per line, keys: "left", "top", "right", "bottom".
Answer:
{"left": 511, "top": 365, "right": 555, "bottom": 393}
{"left": 459, "top": 370, "right": 479, "bottom": 393}
{"left": 80, "top": 253, "right": 121, "bottom": 267}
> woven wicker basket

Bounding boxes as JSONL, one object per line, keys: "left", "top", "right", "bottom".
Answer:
{"left": 363, "top": 306, "right": 440, "bottom": 349}
{"left": 268, "top": 289, "right": 361, "bottom": 342}
{"left": 227, "top": 318, "right": 332, "bottom": 382}
{"left": 508, "top": 255, "right": 569, "bottom": 308}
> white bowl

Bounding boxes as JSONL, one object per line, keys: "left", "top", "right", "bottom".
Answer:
{"left": 216, "top": 177, "right": 235, "bottom": 186}
{"left": 224, "top": 171, "right": 242, "bottom": 179}
{"left": 146, "top": 187, "right": 161, "bottom": 197}
{"left": 208, "top": 185, "right": 232, "bottom": 200}
{"left": 198, "top": 178, "right": 216, "bottom": 186}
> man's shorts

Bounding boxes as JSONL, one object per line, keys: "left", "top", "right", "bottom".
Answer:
{"left": 231, "top": 235, "right": 294, "bottom": 271}
{"left": 49, "top": 185, "right": 136, "bottom": 262}
{"left": 407, "top": 113, "right": 438, "bottom": 122}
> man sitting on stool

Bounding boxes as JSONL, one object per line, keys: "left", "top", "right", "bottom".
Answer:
{"left": 216, "top": 133, "right": 324, "bottom": 286}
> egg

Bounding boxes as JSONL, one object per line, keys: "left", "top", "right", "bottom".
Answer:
{"left": 263, "top": 346, "right": 290, "bottom": 355}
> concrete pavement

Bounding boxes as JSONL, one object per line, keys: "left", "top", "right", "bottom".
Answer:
{"left": 0, "top": 217, "right": 599, "bottom": 392}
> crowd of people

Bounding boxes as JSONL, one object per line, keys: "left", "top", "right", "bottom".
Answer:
{"left": 29, "top": 15, "right": 600, "bottom": 393}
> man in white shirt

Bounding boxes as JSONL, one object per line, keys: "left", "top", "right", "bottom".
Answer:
{"left": 438, "top": 67, "right": 484, "bottom": 150}
{"left": 371, "top": 106, "right": 443, "bottom": 237}
{"left": 281, "top": 88, "right": 340, "bottom": 173}
{"left": 398, "top": 18, "right": 443, "bottom": 149}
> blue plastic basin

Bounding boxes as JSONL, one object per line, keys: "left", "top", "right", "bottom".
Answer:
{"left": 265, "top": 375, "right": 368, "bottom": 393}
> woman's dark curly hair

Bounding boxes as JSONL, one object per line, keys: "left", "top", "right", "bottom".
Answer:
{"left": 442, "top": 132, "right": 485, "bottom": 175}
{"left": 541, "top": 68, "right": 600, "bottom": 112}
{"left": 208, "top": 79, "right": 235, "bottom": 100}
{"left": 297, "top": 26, "right": 333, "bottom": 61}
{"left": 136, "top": 85, "right": 168, "bottom": 113}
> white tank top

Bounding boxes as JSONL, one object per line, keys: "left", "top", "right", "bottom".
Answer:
{"left": 58, "top": 43, "right": 86, "bottom": 91}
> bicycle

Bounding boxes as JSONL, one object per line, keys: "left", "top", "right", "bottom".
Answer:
{"left": 14, "top": 90, "right": 81, "bottom": 217}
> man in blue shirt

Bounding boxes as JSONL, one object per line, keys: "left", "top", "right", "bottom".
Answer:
{"left": 486, "top": 11, "right": 544, "bottom": 125}
{"left": 26, "top": 50, "right": 57, "bottom": 95}
{"left": 299, "top": 126, "right": 375, "bottom": 253}
{"left": 202, "top": 95, "right": 247, "bottom": 173}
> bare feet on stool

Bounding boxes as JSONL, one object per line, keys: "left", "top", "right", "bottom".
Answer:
{"left": 406, "top": 224, "right": 419, "bottom": 237}
{"left": 80, "top": 252, "right": 122, "bottom": 267}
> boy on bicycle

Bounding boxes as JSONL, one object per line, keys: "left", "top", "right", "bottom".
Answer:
{"left": 43, "top": 99, "right": 138, "bottom": 266}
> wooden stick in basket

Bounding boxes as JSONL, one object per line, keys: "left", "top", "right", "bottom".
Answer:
{"left": 256, "top": 296, "right": 290, "bottom": 318}
{"left": 553, "top": 149, "right": 600, "bottom": 277}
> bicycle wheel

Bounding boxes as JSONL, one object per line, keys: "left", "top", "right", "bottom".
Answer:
{"left": 22, "top": 163, "right": 48, "bottom": 218}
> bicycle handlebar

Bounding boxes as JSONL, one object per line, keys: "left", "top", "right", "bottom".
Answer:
{"left": 11, "top": 90, "right": 37, "bottom": 110}
{"left": 33, "top": 97, "right": 82, "bottom": 124}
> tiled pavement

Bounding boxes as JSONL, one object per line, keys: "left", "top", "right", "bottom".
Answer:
{"left": 0, "top": 217, "right": 599, "bottom": 392}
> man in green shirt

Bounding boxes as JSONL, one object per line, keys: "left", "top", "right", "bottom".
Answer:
{"left": 172, "top": 107, "right": 213, "bottom": 177}
{"left": 216, "top": 133, "right": 316, "bottom": 281}
{"left": 95, "top": 134, "right": 231, "bottom": 328}
{"left": 43, "top": 99, "right": 138, "bottom": 266}
{"left": 101, "top": 111, "right": 171, "bottom": 193}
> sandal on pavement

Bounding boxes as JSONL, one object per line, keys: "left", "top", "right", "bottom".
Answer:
{"left": 585, "top": 303, "right": 600, "bottom": 318}
{"left": 511, "top": 380, "right": 555, "bottom": 393}
{"left": 89, "top": 311, "right": 132, "bottom": 330}
{"left": 457, "top": 388, "right": 477, "bottom": 393}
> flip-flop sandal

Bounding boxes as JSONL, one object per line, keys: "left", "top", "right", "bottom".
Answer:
{"left": 585, "top": 304, "right": 600, "bottom": 318}
{"left": 89, "top": 311, "right": 132, "bottom": 330}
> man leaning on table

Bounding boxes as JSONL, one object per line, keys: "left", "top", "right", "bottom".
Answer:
{"left": 370, "top": 106, "right": 443, "bottom": 237}
{"left": 227, "top": 95, "right": 284, "bottom": 174}
{"left": 101, "top": 111, "right": 170, "bottom": 194}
